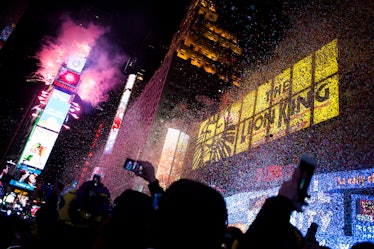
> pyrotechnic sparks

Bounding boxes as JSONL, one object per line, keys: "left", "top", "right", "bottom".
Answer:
{"left": 29, "top": 16, "right": 127, "bottom": 108}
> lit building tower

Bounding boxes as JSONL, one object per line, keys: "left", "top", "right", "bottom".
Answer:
{"left": 103, "top": 0, "right": 243, "bottom": 195}
{"left": 1, "top": 4, "right": 113, "bottom": 201}
{"left": 7, "top": 54, "right": 87, "bottom": 192}
{"left": 82, "top": 73, "right": 137, "bottom": 187}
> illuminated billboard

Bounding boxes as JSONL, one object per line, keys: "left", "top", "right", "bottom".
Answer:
{"left": 53, "top": 66, "right": 81, "bottom": 94}
{"left": 9, "top": 165, "right": 42, "bottom": 191}
{"left": 225, "top": 167, "right": 374, "bottom": 248}
{"left": 18, "top": 126, "right": 59, "bottom": 170}
{"left": 193, "top": 39, "right": 339, "bottom": 169}
{"left": 66, "top": 55, "right": 87, "bottom": 73}
{"left": 57, "top": 67, "right": 80, "bottom": 86}
{"left": 157, "top": 128, "right": 189, "bottom": 188}
{"left": 103, "top": 74, "right": 136, "bottom": 154}
{"left": 0, "top": 25, "right": 14, "bottom": 42}
{"left": 36, "top": 89, "right": 71, "bottom": 133}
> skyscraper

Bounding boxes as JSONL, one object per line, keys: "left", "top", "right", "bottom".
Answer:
{"left": 103, "top": 0, "right": 244, "bottom": 195}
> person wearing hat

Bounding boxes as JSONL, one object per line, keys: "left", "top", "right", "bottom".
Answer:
{"left": 72, "top": 174, "right": 111, "bottom": 225}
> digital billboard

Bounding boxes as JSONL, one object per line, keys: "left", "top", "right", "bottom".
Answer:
{"left": 57, "top": 67, "right": 80, "bottom": 86}
{"left": 0, "top": 25, "right": 14, "bottom": 42}
{"left": 193, "top": 39, "right": 339, "bottom": 169}
{"left": 157, "top": 128, "right": 189, "bottom": 188}
{"left": 36, "top": 89, "right": 71, "bottom": 133}
{"left": 18, "top": 126, "right": 59, "bottom": 170}
{"left": 66, "top": 55, "right": 87, "bottom": 73}
{"left": 53, "top": 66, "right": 81, "bottom": 94}
{"left": 225, "top": 167, "right": 374, "bottom": 248}
{"left": 351, "top": 195, "right": 374, "bottom": 241}
{"left": 103, "top": 74, "right": 136, "bottom": 154}
{"left": 9, "top": 165, "right": 42, "bottom": 191}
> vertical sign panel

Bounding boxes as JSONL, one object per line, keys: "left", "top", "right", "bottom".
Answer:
{"left": 37, "top": 89, "right": 71, "bottom": 132}
{"left": 19, "top": 126, "right": 59, "bottom": 170}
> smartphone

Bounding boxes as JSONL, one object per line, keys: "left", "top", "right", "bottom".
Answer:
{"left": 124, "top": 158, "right": 142, "bottom": 172}
{"left": 152, "top": 193, "right": 162, "bottom": 210}
{"left": 297, "top": 154, "right": 316, "bottom": 204}
{"left": 305, "top": 222, "right": 319, "bottom": 242}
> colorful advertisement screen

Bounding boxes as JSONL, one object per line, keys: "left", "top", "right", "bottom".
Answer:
{"left": 66, "top": 55, "right": 86, "bottom": 73}
{"left": 193, "top": 39, "right": 339, "bottom": 169}
{"left": 53, "top": 66, "right": 81, "bottom": 94}
{"left": 56, "top": 67, "right": 80, "bottom": 87}
{"left": 157, "top": 128, "right": 189, "bottom": 188}
{"left": 225, "top": 167, "right": 374, "bottom": 248}
{"left": 9, "top": 165, "right": 42, "bottom": 191}
{"left": 0, "top": 25, "right": 14, "bottom": 42}
{"left": 37, "top": 89, "right": 71, "bottom": 133}
{"left": 19, "top": 126, "right": 59, "bottom": 170}
{"left": 103, "top": 74, "right": 136, "bottom": 154}
{"left": 352, "top": 194, "right": 374, "bottom": 240}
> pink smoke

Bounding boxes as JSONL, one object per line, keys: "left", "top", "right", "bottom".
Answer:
{"left": 32, "top": 15, "right": 127, "bottom": 108}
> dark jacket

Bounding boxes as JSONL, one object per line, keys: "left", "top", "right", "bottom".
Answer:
{"left": 69, "top": 180, "right": 111, "bottom": 225}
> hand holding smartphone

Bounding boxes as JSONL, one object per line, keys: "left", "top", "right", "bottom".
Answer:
{"left": 296, "top": 154, "right": 316, "bottom": 205}
{"left": 305, "top": 222, "right": 319, "bottom": 242}
{"left": 124, "top": 158, "right": 142, "bottom": 173}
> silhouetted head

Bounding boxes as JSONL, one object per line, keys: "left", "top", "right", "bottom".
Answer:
{"left": 351, "top": 241, "right": 374, "bottom": 249}
{"left": 56, "top": 180, "right": 65, "bottom": 192}
{"left": 154, "top": 179, "right": 228, "bottom": 249}
{"left": 104, "top": 189, "right": 154, "bottom": 249}
{"left": 224, "top": 226, "right": 244, "bottom": 249}
{"left": 93, "top": 174, "right": 101, "bottom": 184}
{"left": 113, "top": 189, "right": 153, "bottom": 223}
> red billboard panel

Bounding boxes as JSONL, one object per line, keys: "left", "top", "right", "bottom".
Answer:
{"left": 56, "top": 67, "right": 80, "bottom": 87}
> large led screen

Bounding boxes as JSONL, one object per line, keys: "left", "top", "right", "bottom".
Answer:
{"left": 103, "top": 74, "right": 136, "bottom": 154}
{"left": 0, "top": 25, "right": 14, "bottom": 42}
{"left": 18, "top": 126, "right": 59, "bottom": 170}
{"left": 9, "top": 165, "right": 42, "bottom": 191}
{"left": 53, "top": 66, "right": 81, "bottom": 94}
{"left": 225, "top": 167, "right": 374, "bottom": 248}
{"left": 157, "top": 128, "right": 189, "bottom": 188}
{"left": 57, "top": 67, "right": 80, "bottom": 86}
{"left": 36, "top": 89, "right": 71, "bottom": 133}
{"left": 193, "top": 39, "right": 339, "bottom": 169}
{"left": 66, "top": 55, "right": 87, "bottom": 73}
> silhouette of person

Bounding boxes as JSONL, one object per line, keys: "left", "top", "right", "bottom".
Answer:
{"left": 151, "top": 178, "right": 228, "bottom": 249}
{"left": 92, "top": 189, "right": 154, "bottom": 249}
{"left": 132, "top": 160, "right": 228, "bottom": 249}
{"left": 237, "top": 165, "right": 324, "bottom": 249}
{"left": 351, "top": 241, "right": 374, "bottom": 249}
{"left": 73, "top": 174, "right": 111, "bottom": 224}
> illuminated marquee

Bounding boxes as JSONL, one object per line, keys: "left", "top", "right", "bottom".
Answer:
{"left": 53, "top": 80, "right": 77, "bottom": 94}
{"left": 193, "top": 39, "right": 339, "bottom": 169}
{"left": 157, "top": 128, "right": 190, "bottom": 188}
{"left": 53, "top": 67, "right": 81, "bottom": 94}
{"left": 103, "top": 74, "right": 136, "bottom": 154}
{"left": 66, "top": 55, "right": 87, "bottom": 73}
{"left": 36, "top": 89, "right": 71, "bottom": 133}
{"left": 18, "top": 126, "right": 59, "bottom": 170}
{"left": 57, "top": 67, "right": 80, "bottom": 86}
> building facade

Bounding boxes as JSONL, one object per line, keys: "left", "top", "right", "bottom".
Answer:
{"left": 104, "top": 0, "right": 373, "bottom": 247}
{"left": 183, "top": 0, "right": 374, "bottom": 247}
{"left": 101, "top": 0, "right": 245, "bottom": 194}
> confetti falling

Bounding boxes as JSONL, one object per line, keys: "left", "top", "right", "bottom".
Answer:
{"left": 0, "top": 0, "right": 373, "bottom": 248}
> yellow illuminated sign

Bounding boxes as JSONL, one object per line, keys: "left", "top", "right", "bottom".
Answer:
{"left": 193, "top": 39, "right": 339, "bottom": 169}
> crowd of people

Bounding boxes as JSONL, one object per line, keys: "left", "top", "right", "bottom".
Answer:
{"left": 1, "top": 159, "right": 373, "bottom": 249}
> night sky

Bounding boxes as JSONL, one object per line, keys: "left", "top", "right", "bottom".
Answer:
{"left": 0, "top": 0, "right": 286, "bottom": 179}
{"left": 0, "top": 0, "right": 193, "bottom": 160}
